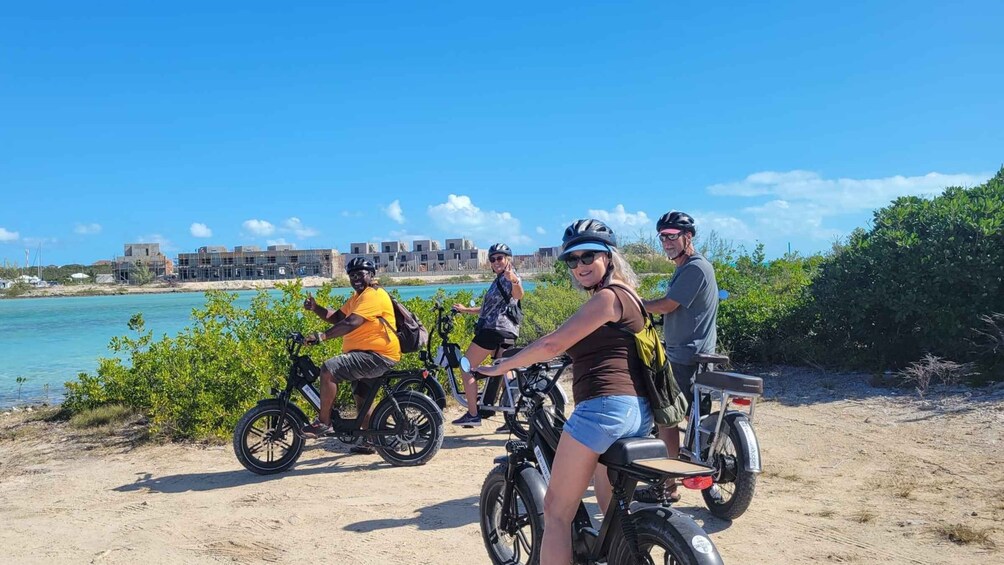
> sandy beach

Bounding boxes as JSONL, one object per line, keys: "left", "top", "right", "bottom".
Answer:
{"left": 9, "top": 273, "right": 498, "bottom": 299}
{"left": 1, "top": 367, "right": 1001, "bottom": 564}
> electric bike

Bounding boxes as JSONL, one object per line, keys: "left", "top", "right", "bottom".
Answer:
{"left": 233, "top": 332, "right": 445, "bottom": 474}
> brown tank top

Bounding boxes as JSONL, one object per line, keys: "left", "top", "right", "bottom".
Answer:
{"left": 566, "top": 283, "right": 647, "bottom": 403}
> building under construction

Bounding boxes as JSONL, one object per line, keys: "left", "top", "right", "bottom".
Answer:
{"left": 344, "top": 238, "right": 491, "bottom": 272}
{"left": 175, "top": 245, "right": 342, "bottom": 281}
{"left": 114, "top": 243, "right": 175, "bottom": 283}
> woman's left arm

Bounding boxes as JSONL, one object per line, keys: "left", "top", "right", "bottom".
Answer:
{"left": 505, "top": 267, "right": 524, "bottom": 301}
{"left": 481, "top": 290, "right": 619, "bottom": 375}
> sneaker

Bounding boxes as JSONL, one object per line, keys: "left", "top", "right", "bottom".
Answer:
{"left": 451, "top": 412, "right": 482, "bottom": 428}
{"left": 635, "top": 482, "right": 681, "bottom": 504}
{"left": 495, "top": 422, "right": 511, "bottom": 434}
{"left": 300, "top": 419, "right": 333, "bottom": 438}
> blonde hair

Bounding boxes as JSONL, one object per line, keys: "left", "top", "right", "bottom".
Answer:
{"left": 569, "top": 247, "right": 639, "bottom": 293}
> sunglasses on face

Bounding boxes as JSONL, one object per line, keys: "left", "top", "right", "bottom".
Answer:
{"left": 563, "top": 251, "right": 599, "bottom": 269}
{"left": 659, "top": 232, "right": 683, "bottom": 242}
{"left": 489, "top": 255, "right": 507, "bottom": 263}
{"left": 348, "top": 270, "right": 370, "bottom": 279}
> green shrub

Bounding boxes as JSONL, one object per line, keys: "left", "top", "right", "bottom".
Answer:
{"left": 807, "top": 168, "right": 1004, "bottom": 371}
{"left": 63, "top": 281, "right": 482, "bottom": 439}
{"left": 715, "top": 248, "right": 821, "bottom": 363}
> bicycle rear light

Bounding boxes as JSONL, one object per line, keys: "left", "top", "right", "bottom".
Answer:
{"left": 682, "top": 476, "right": 714, "bottom": 490}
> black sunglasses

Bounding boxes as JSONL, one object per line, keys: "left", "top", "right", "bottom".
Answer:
{"left": 563, "top": 251, "right": 600, "bottom": 269}
{"left": 659, "top": 232, "right": 683, "bottom": 242}
{"left": 489, "top": 254, "right": 507, "bottom": 263}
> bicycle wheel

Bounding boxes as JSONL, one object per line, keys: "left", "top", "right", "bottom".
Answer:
{"left": 606, "top": 511, "right": 710, "bottom": 565}
{"left": 480, "top": 464, "right": 543, "bottom": 565}
{"left": 233, "top": 401, "right": 305, "bottom": 475}
{"left": 393, "top": 373, "right": 447, "bottom": 409}
{"left": 504, "top": 382, "right": 565, "bottom": 440}
{"left": 702, "top": 416, "right": 757, "bottom": 520}
{"left": 370, "top": 391, "right": 444, "bottom": 466}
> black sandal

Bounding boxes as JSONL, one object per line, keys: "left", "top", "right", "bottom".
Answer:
{"left": 349, "top": 439, "right": 376, "bottom": 455}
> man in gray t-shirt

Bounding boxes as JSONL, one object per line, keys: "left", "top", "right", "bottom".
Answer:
{"left": 639, "top": 210, "right": 719, "bottom": 503}
{"left": 662, "top": 253, "right": 718, "bottom": 367}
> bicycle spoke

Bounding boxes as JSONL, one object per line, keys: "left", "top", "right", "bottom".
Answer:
{"left": 247, "top": 439, "right": 266, "bottom": 455}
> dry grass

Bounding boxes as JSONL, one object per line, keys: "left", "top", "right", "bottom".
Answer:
{"left": 851, "top": 509, "right": 876, "bottom": 523}
{"left": 886, "top": 477, "right": 919, "bottom": 499}
{"left": 896, "top": 354, "right": 975, "bottom": 397}
{"left": 69, "top": 404, "right": 136, "bottom": 429}
{"left": 0, "top": 407, "right": 62, "bottom": 441}
{"left": 763, "top": 466, "right": 805, "bottom": 483}
{"left": 812, "top": 509, "right": 836, "bottom": 518}
{"left": 934, "top": 523, "right": 996, "bottom": 548}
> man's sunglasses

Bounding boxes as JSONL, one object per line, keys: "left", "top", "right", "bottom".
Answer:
{"left": 659, "top": 232, "right": 684, "bottom": 242}
{"left": 563, "top": 251, "right": 599, "bottom": 269}
{"left": 489, "top": 254, "right": 507, "bottom": 263}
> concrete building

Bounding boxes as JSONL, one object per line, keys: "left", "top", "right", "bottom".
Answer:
{"left": 114, "top": 243, "right": 174, "bottom": 283}
{"left": 344, "top": 238, "right": 489, "bottom": 272}
{"left": 175, "top": 245, "right": 342, "bottom": 281}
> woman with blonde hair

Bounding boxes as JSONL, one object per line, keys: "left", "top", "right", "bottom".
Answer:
{"left": 477, "top": 219, "right": 652, "bottom": 564}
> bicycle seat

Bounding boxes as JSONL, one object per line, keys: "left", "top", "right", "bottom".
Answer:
{"left": 499, "top": 346, "right": 523, "bottom": 359}
{"left": 694, "top": 352, "right": 730, "bottom": 365}
{"left": 599, "top": 437, "right": 668, "bottom": 467}
{"left": 695, "top": 371, "right": 763, "bottom": 395}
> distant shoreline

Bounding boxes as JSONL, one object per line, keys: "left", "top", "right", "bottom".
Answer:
{"left": 1, "top": 272, "right": 538, "bottom": 300}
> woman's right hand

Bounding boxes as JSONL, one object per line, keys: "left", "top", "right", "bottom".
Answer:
{"left": 452, "top": 303, "right": 466, "bottom": 314}
{"left": 304, "top": 293, "right": 317, "bottom": 311}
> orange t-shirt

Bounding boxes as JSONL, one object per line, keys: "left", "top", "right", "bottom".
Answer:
{"left": 339, "top": 286, "right": 401, "bottom": 361}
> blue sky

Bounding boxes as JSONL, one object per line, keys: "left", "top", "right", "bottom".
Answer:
{"left": 1, "top": 1, "right": 1001, "bottom": 266}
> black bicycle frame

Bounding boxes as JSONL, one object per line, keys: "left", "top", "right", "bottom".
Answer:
{"left": 497, "top": 360, "right": 697, "bottom": 563}
{"left": 274, "top": 333, "right": 415, "bottom": 439}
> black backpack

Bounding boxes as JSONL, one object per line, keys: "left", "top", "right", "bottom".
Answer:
{"left": 379, "top": 294, "right": 429, "bottom": 354}
{"left": 494, "top": 275, "right": 524, "bottom": 326}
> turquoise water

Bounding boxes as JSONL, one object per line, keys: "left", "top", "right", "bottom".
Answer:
{"left": 0, "top": 282, "right": 521, "bottom": 407}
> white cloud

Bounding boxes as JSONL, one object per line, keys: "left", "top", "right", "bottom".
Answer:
{"left": 137, "top": 234, "right": 174, "bottom": 252}
{"left": 696, "top": 212, "right": 757, "bottom": 243}
{"left": 281, "top": 217, "right": 318, "bottom": 239}
{"left": 427, "top": 194, "right": 532, "bottom": 245}
{"left": 383, "top": 200, "right": 406, "bottom": 224}
{"left": 387, "top": 230, "right": 432, "bottom": 244}
{"left": 341, "top": 210, "right": 363, "bottom": 218}
{"left": 0, "top": 227, "right": 19, "bottom": 242}
{"left": 242, "top": 219, "right": 275, "bottom": 236}
{"left": 74, "top": 223, "right": 102, "bottom": 235}
{"left": 586, "top": 204, "right": 652, "bottom": 237}
{"left": 23, "top": 236, "right": 58, "bottom": 247}
{"left": 266, "top": 238, "right": 292, "bottom": 247}
{"left": 190, "top": 223, "right": 213, "bottom": 238}
{"left": 708, "top": 170, "right": 990, "bottom": 212}
{"left": 536, "top": 226, "right": 547, "bottom": 235}
{"left": 703, "top": 169, "right": 991, "bottom": 245}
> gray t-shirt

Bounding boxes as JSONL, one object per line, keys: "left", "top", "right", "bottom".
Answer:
{"left": 663, "top": 253, "right": 718, "bottom": 365}
{"left": 477, "top": 274, "right": 521, "bottom": 338}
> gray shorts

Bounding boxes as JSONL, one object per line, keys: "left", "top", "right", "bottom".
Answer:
{"left": 323, "top": 350, "right": 397, "bottom": 383}
{"left": 670, "top": 361, "right": 698, "bottom": 399}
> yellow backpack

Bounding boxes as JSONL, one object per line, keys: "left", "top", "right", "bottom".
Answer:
{"left": 609, "top": 284, "right": 689, "bottom": 427}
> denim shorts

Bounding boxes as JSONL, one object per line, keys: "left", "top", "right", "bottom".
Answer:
{"left": 563, "top": 395, "right": 654, "bottom": 454}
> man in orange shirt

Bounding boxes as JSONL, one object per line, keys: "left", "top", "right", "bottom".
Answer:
{"left": 300, "top": 258, "right": 401, "bottom": 453}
